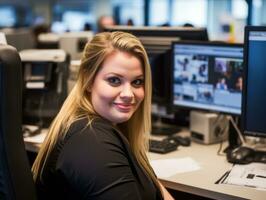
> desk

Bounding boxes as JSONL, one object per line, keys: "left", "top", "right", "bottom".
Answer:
{"left": 24, "top": 130, "right": 265, "bottom": 200}
{"left": 24, "top": 129, "right": 47, "bottom": 153}
{"left": 149, "top": 140, "right": 265, "bottom": 200}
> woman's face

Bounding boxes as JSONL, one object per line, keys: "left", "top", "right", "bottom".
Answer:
{"left": 90, "top": 51, "right": 145, "bottom": 124}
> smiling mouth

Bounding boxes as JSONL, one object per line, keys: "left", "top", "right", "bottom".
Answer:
{"left": 114, "top": 102, "right": 135, "bottom": 112}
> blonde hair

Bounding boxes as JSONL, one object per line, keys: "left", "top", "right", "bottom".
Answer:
{"left": 32, "top": 31, "right": 160, "bottom": 193}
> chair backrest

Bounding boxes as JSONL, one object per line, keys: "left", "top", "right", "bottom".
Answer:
{"left": 0, "top": 44, "right": 37, "bottom": 200}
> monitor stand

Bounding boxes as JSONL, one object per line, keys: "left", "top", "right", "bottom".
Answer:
{"left": 152, "top": 116, "right": 181, "bottom": 135}
{"left": 151, "top": 103, "right": 181, "bottom": 135}
{"left": 223, "top": 116, "right": 241, "bottom": 153}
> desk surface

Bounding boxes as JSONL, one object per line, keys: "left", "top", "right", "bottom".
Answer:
{"left": 24, "top": 130, "right": 265, "bottom": 200}
{"left": 149, "top": 140, "right": 265, "bottom": 200}
{"left": 24, "top": 129, "right": 47, "bottom": 152}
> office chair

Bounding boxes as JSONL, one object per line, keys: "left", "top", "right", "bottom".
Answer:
{"left": 0, "top": 44, "right": 37, "bottom": 199}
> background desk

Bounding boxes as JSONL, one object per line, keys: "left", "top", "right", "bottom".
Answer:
{"left": 24, "top": 130, "right": 265, "bottom": 200}
{"left": 24, "top": 129, "right": 47, "bottom": 152}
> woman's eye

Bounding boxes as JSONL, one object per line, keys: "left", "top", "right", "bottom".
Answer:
{"left": 107, "top": 77, "right": 121, "bottom": 86}
{"left": 132, "top": 79, "right": 144, "bottom": 87}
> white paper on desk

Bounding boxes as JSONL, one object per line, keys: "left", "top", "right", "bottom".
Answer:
{"left": 150, "top": 157, "right": 201, "bottom": 178}
{"left": 223, "top": 163, "right": 266, "bottom": 190}
{"left": 23, "top": 131, "right": 47, "bottom": 144}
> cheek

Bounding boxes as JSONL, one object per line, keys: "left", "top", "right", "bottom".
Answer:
{"left": 91, "top": 84, "right": 117, "bottom": 105}
{"left": 135, "top": 88, "right": 145, "bottom": 102}
{"left": 92, "top": 90, "right": 114, "bottom": 103}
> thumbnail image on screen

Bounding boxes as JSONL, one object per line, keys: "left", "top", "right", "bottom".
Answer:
{"left": 172, "top": 42, "right": 243, "bottom": 115}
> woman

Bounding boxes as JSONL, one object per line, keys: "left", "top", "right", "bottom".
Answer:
{"left": 32, "top": 31, "right": 174, "bottom": 200}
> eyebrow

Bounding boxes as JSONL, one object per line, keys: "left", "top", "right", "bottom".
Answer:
{"left": 106, "top": 73, "right": 144, "bottom": 79}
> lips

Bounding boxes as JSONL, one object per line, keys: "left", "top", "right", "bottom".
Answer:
{"left": 113, "top": 102, "right": 135, "bottom": 112}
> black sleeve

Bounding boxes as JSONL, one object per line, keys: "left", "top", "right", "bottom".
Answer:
{"left": 56, "top": 124, "right": 143, "bottom": 200}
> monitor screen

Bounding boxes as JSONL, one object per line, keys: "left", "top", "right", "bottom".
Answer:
{"left": 172, "top": 41, "right": 244, "bottom": 115}
{"left": 242, "top": 26, "right": 266, "bottom": 137}
{"left": 4, "top": 28, "right": 35, "bottom": 51}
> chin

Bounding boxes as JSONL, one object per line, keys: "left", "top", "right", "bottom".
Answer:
{"left": 112, "top": 113, "right": 133, "bottom": 124}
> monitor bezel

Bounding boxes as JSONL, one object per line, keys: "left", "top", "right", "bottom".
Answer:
{"left": 241, "top": 26, "right": 266, "bottom": 138}
{"left": 170, "top": 40, "right": 244, "bottom": 116}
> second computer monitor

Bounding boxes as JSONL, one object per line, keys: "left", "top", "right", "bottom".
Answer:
{"left": 172, "top": 41, "right": 244, "bottom": 115}
{"left": 242, "top": 26, "right": 266, "bottom": 138}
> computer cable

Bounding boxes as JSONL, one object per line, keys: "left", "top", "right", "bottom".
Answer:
{"left": 228, "top": 116, "right": 247, "bottom": 146}
{"left": 213, "top": 114, "right": 229, "bottom": 156}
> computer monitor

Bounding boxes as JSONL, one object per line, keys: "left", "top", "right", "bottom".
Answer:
{"left": 3, "top": 28, "right": 35, "bottom": 51}
{"left": 242, "top": 26, "right": 266, "bottom": 138}
{"left": 171, "top": 41, "right": 244, "bottom": 115}
{"left": 143, "top": 36, "right": 178, "bottom": 106}
{"left": 104, "top": 25, "right": 209, "bottom": 41}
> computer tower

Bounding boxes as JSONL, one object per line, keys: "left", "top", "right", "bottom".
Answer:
{"left": 190, "top": 111, "right": 229, "bottom": 144}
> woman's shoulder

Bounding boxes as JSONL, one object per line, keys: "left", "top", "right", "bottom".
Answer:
{"left": 67, "top": 116, "right": 114, "bottom": 133}
{"left": 64, "top": 116, "right": 122, "bottom": 147}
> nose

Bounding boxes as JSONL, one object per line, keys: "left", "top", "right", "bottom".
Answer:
{"left": 120, "top": 84, "right": 134, "bottom": 101}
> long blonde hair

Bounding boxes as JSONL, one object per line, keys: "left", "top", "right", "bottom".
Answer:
{"left": 32, "top": 31, "right": 160, "bottom": 193}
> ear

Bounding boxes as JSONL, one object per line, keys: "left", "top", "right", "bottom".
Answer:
{"left": 87, "top": 86, "right": 92, "bottom": 93}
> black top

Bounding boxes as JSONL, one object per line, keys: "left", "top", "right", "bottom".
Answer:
{"left": 36, "top": 117, "right": 162, "bottom": 200}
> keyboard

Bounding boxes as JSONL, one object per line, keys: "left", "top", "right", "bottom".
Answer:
{"left": 149, "top": 138, "right": 178, "bottom": 154}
